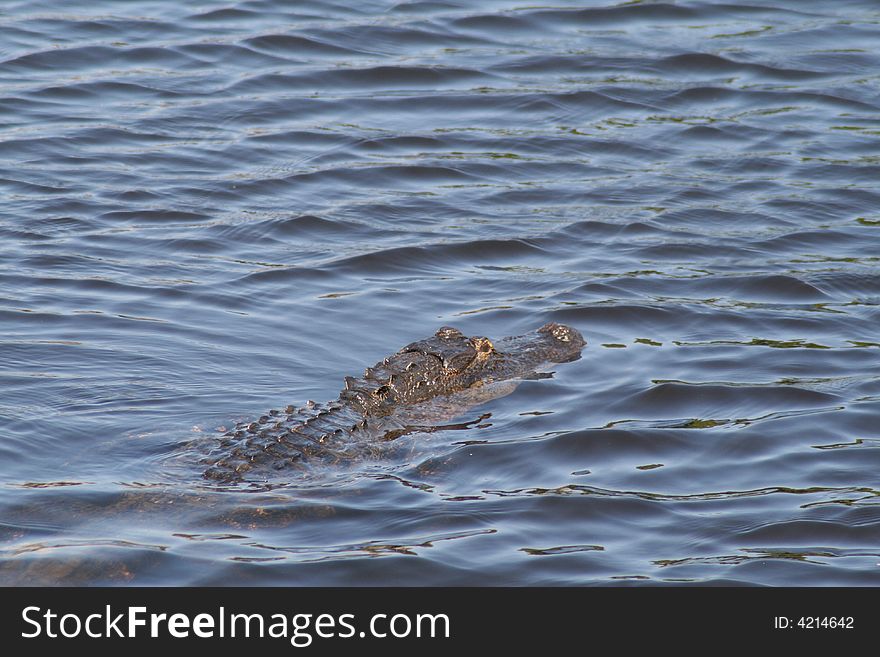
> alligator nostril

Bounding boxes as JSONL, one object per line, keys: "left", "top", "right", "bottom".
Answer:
{"left": 540, "top": 322, "right": 573, "bottom": 342}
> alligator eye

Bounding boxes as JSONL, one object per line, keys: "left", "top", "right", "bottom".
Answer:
{"left": 471, "top": 337, "right": 495, "bottom": 355}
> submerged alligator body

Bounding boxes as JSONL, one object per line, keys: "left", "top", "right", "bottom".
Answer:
{"left": 202, "top": 323, "right": 585, "bottom": 482}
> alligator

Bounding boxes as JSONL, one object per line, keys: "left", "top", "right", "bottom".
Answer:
{"left": 201, "top": 323, "right": 585, "bottom": 483}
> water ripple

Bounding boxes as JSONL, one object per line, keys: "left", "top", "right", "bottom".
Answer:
{"left": 1, "top": 0, "right": 879, "bottom": 586}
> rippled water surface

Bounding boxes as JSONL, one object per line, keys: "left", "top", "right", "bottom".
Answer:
{"left": 1, "top": 0, "right": 879, "bottom": 586}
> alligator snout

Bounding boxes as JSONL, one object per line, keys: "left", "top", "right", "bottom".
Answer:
{"left": 538, "top": 322, "right": 586, "bottom": 347}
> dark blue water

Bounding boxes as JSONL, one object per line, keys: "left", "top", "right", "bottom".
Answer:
{"left": 1, "top": 0, "right": 879, "bottom": 585}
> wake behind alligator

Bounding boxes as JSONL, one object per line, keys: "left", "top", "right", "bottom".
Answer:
{"left": 201, "top": 323, "right": 585, "bottom": 483}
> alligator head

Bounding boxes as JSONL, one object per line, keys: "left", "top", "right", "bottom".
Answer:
{"left": 342, "top": 322, "right": 586, "bottom": 415}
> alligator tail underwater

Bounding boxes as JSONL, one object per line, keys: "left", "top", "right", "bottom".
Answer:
{"left": 202, "top": 323, "right": 585, "bottom": 482}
